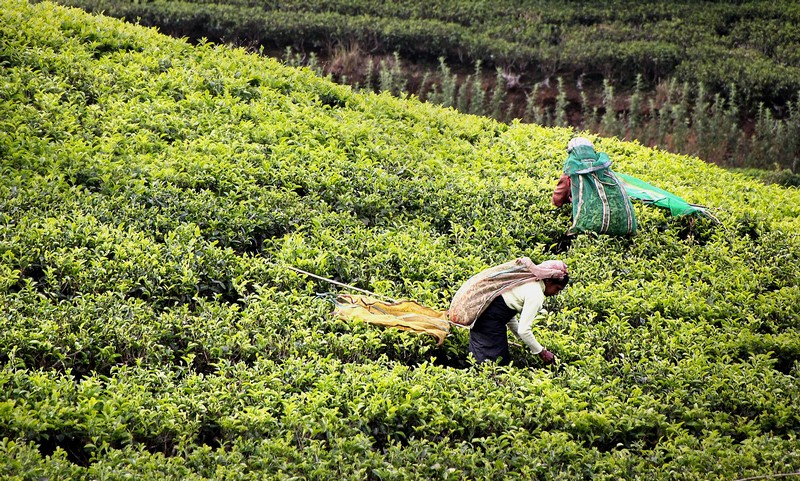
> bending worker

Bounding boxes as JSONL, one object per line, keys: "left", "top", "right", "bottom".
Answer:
{"left": 552, "top": 136, "right": 637, "bottom": 236}
{"left": 448, "top": 258, "right": 569, "bottom": 366}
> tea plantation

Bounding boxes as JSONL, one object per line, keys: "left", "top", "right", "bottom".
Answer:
{"left": 2, "top": 1, "right": 800, "bottom": 479}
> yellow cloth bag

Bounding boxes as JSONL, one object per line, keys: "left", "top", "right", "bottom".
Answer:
{"left": 332, "top": 294, "right": 451, "bottom": 345}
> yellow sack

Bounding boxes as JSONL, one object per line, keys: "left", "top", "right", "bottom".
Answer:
{"left": 332, "top": 294, "right": 451, "bottom": 345}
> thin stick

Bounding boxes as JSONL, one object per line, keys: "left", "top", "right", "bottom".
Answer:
{"left": 286, "top": 265, "right": 397, "bottom": 303}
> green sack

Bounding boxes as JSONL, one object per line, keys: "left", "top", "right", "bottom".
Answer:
{"left": 564, "top": 145, "right": 637, "bottom": 236}
{"left": 616, "top": 172, "right": 710, "bottom": 218}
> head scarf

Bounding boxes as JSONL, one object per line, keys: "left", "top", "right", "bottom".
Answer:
{"left": 567, "top": 137, "right": 594, "bottom": 153}
{"left": 535, "top": 259, "right": 568, "bottom": 278}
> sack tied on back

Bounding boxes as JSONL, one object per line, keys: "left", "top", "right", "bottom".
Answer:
{"left": 565, "top": 145, "right": 637, "bottom": 236}
{"left": 447, "top": 258, "right": 567, "bottom": 327}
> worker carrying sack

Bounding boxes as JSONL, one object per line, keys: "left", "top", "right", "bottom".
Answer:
{"left": 564, "top": 141, "right": 637, "bottom": 236}
{"left": 447, "top": 258, "right": 568, "bottom": 327}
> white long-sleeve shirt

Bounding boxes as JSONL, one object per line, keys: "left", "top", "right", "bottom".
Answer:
{"left": 500, "top": 280, "right": 545, "bottom": 354}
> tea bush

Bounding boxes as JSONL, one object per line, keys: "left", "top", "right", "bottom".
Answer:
{"left": 46, "top": 0, "right": 800, "bottom": 171}
{"left": 51, "top": 0, "right": 800, "bottom": 100}
{"left": 1, "top": 1, "right": 800, "bottom": 479}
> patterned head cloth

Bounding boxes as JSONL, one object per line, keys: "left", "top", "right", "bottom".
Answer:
{"left": 536, "top": 259, "right": 568, "bottom": 278}
{"left": 567, "top": 137, "right": 594, "bottom": 153}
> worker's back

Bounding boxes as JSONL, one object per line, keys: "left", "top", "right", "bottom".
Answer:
{"left": 563, "top": 145, "right": 637, "bottom": 236}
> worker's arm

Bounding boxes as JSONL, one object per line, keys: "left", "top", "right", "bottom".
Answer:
{"left": 552, "top": 174, "right": 571, "bottom": 206}
{"left": 504, "top": 283, "right": 545, "bottom": 354}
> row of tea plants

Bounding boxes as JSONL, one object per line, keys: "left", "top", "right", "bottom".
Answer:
{"left": 52, "top": 0, "right": 800, "bottom": 172}
{"left": 51, "top": 0, "right": 800, "bottom": 111}
{"left": 283, "top": 50, "right": 800, "bottom": 173}
{"left": 2, "top": 1, "right": 799, "bottom": 479}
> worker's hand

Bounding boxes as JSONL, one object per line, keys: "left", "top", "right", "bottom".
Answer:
{"left": 538, "top": 349, "right": 556, "bottom": 365}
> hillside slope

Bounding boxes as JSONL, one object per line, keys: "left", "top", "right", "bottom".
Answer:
{"left": 1, "top": 1, "right": 799, "bottom": 479}
{"left": 50, "top": 0, "right": 800, "bottom": 108}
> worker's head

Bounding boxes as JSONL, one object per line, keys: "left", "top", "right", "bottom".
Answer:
{"left": 567, "top": 136, "right": 594, "bottom": 153}
{"left": 543, "top": 274, "right": 570, "bottom": 296}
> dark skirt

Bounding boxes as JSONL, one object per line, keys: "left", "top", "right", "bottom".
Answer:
{"left": 468, "top": 295, "right": 517, "bottom": 365}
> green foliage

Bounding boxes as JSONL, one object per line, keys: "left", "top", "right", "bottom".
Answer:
{"left": 2, "top": 1, "right": 800, "bottom": 479}
{"left": 50, "top": 0, "right": 800, "bottom": 112}
{"left": 50, "top": 0, "right": 800, "bottom": 170}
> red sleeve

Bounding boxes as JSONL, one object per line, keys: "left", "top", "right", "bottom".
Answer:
{"left": 552, "top": 174, "right": 571, "bottom": 206}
